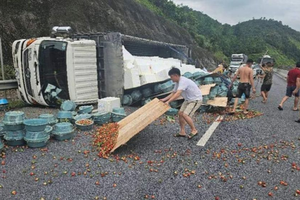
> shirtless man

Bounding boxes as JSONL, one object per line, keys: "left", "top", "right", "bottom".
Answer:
{"left": 230, "top": 59, "right": 256, "bottom": 114}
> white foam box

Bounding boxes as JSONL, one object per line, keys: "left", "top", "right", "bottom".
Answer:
{"left": 124, "top": 67, "right": 141, "bottom": 89}
{"left": 155, "top": 69, "right": 169, "bottom": 82}
{"left": 122, "top": 46, "right": 135, "bottom": 67}
{"left": 140, "top": 73, "right": 158, "bottom": 85}
{"left": 98, "top": 97, "right": 121, "bottom": 113}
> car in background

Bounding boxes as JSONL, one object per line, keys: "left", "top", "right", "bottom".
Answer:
{"left": 252, "top": 63, "right": 263, "bottom": 78}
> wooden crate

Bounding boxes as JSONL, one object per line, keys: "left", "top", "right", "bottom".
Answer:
{"left": 111, "top": 98, "right": 170, "bottom": 152}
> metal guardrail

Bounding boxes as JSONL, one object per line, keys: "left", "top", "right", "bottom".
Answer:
{"left": 0, "top": 80, "right": 18, "bottom": 90}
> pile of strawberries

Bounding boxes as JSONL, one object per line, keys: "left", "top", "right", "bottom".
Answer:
{"left": 92, "top": 123, "right": 119, "bottom": 158}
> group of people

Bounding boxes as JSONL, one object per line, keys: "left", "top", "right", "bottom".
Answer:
{"left": 229, "top": 60, "right": 300, "bottom": 121}
{"left": 160, "top": 60, "right": 300, "bottom": 139}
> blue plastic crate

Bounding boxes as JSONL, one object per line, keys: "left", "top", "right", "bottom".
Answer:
{"left": 61, "top": 100, "right": 77, "bottom": 111}
{"left": 5, "top": 139, "right": 26, "bottom": 146}
{"left": 78, "top": 105, "right": 93, "bottom": 114}
{"left": 166, "top": 108, "right": 178, "bottom": 116}
{"left": 57, "top": 111, "right": 73, "bottom": 119}
{"left": 75, "top": 119, "right": 94, "bottom": 131}
{"left": 25, "top": 135, "right": 50, "bottom": 148}
{"left": 53, "top": 132, "right": 74, "bottom": 141}
{"left": 4, "top": 124, "right": 24, "bottom": 131}
{"left": 112, "top": 113, "right": 126, "bottom": 122}
{"left": 2, "top": 111, "right": 25, "bottom": 125}
{"left": 4, "top": 130, "right": 25, "bottom": 139}
{"left": 52, "top": 122, "right": 74, "bottom": 135}
{"left": 25, "top": 126, "right": 52, "bottom": 140}
{"left": 39, "top": 114, "right": 57, "bottom": 125}
{"left": 23, "top": 119, "right": 48, "bottom": 132}
{"left": 0, "top": 139, "right": 4, "bottom": 150}
{"left": 122, "top": 94, "right": 133, "bottom": 106}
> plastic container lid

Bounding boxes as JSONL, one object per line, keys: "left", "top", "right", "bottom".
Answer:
{"left": 78, "top": 105, "right": 93, "bottom": 114}
{"left": 57, "top": 111, "right": 73, "bottom": 119}
{"left": 39, "top": 114, "right": 57, "bottom": 124}
{"left": 112, "top": 107, "right": 126, "bottom": 116}
{"left": 92, "top": 112, "right": 111, "bottom": 120}
{"left": 3, "top": 111, "right": 25, "bottom": 125}
{"left": 73, "top": 114, "right": 92, "bottom": 121}
{"left": 61, "top": 100, "right": 77, "bottom": 111}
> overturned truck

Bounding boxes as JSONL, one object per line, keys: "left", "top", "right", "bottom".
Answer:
{"left": 12, "top": 28, "right": 201, "bottom": 107}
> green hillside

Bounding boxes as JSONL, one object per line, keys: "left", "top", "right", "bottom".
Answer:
{"left": 136, "top": 0, "right": 300, "bottom": 68}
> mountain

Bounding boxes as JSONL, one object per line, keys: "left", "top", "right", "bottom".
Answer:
{"left": 0, "top": 0, "right": 217, "bottom": 71}
{"left": 144, "top": 0, "right": 300, "bottom": 67}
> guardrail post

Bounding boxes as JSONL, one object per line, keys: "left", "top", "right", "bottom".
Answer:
{"left": 0, "top": 37, "right": 5, "bottom": 80}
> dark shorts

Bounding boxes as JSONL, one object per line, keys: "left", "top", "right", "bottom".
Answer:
{"left": 286, "top": 86, "right": 300, "bottom": 97}
{"left": 237, "top": 83, "right": 251, "bottom": 98}
{"left": 261, "top": 84, "right": 272, "bottom": 92}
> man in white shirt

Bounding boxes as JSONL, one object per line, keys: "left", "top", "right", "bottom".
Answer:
{"left": 161, "top": 68, "right": 202, "bottom": 139}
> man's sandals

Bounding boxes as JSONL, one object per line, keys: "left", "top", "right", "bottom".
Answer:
{"left": 188, "top": 132, "right": 198, "bottom": 139}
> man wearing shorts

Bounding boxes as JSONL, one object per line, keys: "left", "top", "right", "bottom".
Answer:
{"left": 161, "top": 67, "right": 202, "bottom": 139}
{"left": 278, "top": 62, "right": 300, "bottom": 111}
{"left": 260, "top": 62, "right": 274, "bottom": 103}
{"left": 230, "top": 59, "right": 256, "bottom": 114}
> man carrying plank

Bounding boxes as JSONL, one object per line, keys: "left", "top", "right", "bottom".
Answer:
{"left": 161, "top": 67, "right": 202, "bottom": 139}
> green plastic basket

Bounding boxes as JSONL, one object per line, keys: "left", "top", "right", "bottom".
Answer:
{"left": 25, "top": 135, "right": 50, "bottom": 148}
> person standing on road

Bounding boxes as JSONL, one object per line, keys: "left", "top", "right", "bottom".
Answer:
{"left": 230, "top": 59, "right": 256, "bottom": 114}
{"left": 260, "top": 62, "right": 274, "bottom": 103}
{"left": 278, "top": 62, "right": 300, "bottom": 111}
{"left": 161, "top": 67, "right": 202, "bottom": 139}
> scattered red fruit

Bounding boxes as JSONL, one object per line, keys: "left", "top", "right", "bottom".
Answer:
{"left": 296, "top": 190, "right": 300, "bottom": 195}
{"left": 1, "top": 160, "right": 5, "bottom": 165}
{"left": 30, "top": 172, "right": 35, "bottom": 176}
{"left": 151, "top": 195, "right": 155, "bottom": 199}
{"left": 268, "top": 192, "right": 273, "bottom": 197}
{"left": 71, "top": 172, "right": 76, "bottom": 177}
{"left": 11, "top": 191, "right": 17, "bottom": 195}
{"left": 113, "top": 183, "right": 117, "bottom": 187}
{"left": 238, "top": 143, "right": 242, "bottom": 147}
{"left": 95, "top": 181, "right": 100, "bottom": 185}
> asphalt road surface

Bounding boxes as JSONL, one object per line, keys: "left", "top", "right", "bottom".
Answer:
{"left": 0, "top": 74, "right": 300, "bottom": 200}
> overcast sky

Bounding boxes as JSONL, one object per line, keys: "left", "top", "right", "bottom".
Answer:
{"left": 172, "top": 0, "right": 300, "bottom": 32}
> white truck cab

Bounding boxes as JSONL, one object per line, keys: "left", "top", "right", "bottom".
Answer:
{"left": 12, "top": 37, "right": 98, "bottom": 106}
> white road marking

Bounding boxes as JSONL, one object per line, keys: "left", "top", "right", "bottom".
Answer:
{"left": 197, "top": 115, "right": 224, "bottom": 147}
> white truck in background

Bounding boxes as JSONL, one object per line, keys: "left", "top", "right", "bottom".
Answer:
{"left": 229, "top": 54, "right": 248, "bottom": 73}
{"left": 12, "top": 26, "right": 204, "bottom": 107}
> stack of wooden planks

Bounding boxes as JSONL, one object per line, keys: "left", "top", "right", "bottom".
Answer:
{"left": 111, "top": 98, "right": 170, "bottom": 152}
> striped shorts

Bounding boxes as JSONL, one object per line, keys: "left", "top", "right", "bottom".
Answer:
{"left": 179, "top": 100, "right": 202, "bottom": 117}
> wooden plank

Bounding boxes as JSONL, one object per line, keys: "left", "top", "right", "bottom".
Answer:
{"left": 111, "top": 98, "right": 170, "bottom": 152}
{"left": 114, "top": 105, "right": 166, "bottom": 146}
{"left": 176, "top": 84, "right": 216, "bottom": 100}
{"left": 115, "top": 101, "right": 169, "bottom": 144}
{"left": 118, "top": 98, "right": 160, "bottom": 129}
{"left": 199, "top": 84, "right": 216, "bottom": 96}
{"left": 207, "top": 97, "right": 228, "bottom": 107}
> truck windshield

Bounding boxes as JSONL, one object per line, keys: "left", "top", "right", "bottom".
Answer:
{"left": 39, "top": 41, "right": 70, "bottom": 105}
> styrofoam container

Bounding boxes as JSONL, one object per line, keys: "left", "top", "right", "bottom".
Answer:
{"left": 140, "top": 74, "right": 157, "bottom": 85}
{"left": 124, "top": 67, "right": 141, "bottom": 89}
{"left": 155, "top": 69, "right": 169, "bottom": 82}
{"left": 135, "top": 63, "right": 152, "bottom": 75}
{"left": 98, "top": 97, "right": 121, "bottom": 113}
